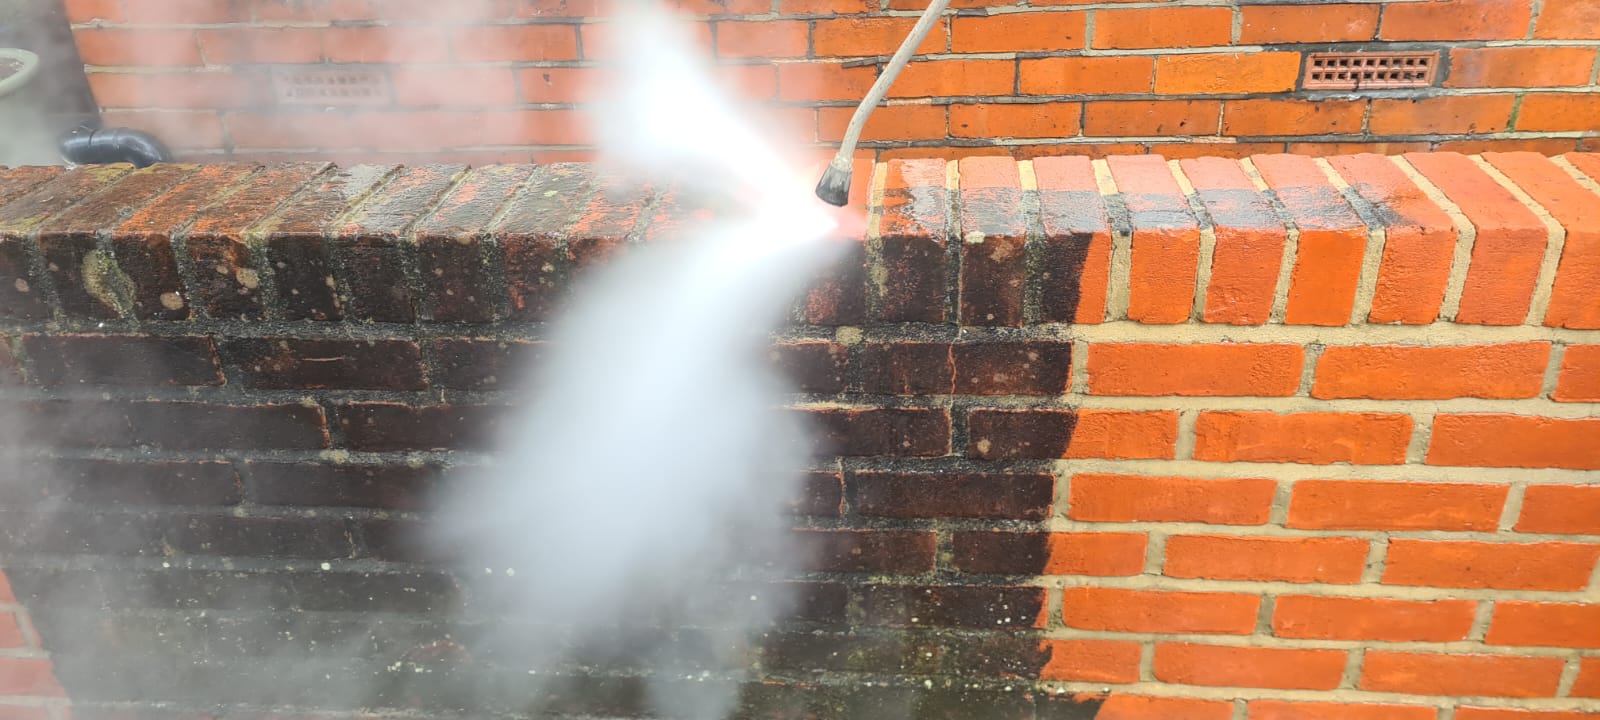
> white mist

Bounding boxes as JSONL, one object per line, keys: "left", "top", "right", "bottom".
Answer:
{"left": 428, "top": 1, "right": 847, "bottom": 717}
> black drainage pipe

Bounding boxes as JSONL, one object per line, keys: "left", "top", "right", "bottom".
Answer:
{"left": 58, "top": 126, "right": 171, "bottom": 168}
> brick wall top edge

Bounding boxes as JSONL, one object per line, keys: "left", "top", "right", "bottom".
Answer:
{"left": 1, "top": 151, "right": 1596, "bottom": 250}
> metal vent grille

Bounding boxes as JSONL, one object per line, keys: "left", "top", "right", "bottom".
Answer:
{"left": 273, "top": 69, "right": 391, "bottom": 106}
{"left": 1302, "top": 51, "right": 1437, "bottom": 90}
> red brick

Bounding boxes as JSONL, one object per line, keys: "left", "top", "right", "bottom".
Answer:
{"left": 951, "top": 10, "right": 1086, "bottom": 53}
{"left": 1482, "top": 152, "right": 1600, "bottom": 329}
{"left": 1437, "top": 138, "right": 1584, "bottom": 155}
{"left": 1039, "top": 639, "right": 1142, "bottom": 683}
{"left": 391, "top": 67, "right": 520, "bottom": 107}
{"left": 1194, "top": 411, "right": 1412, "bottom": 465}
{"left": 0, "top": 658, "right": 62, "bottom": 696}
{"left": 1517, "top": 485, "right": 1600, "bottom": 535}
{"left": 1576, "top": 658, "right": 1600, "bottom": 698}
{"left": 1371, "top": 95, "right": 1516, "bottom": 136}
{"left": 780, "top": 0, "right": 874, "bottom": 12}
{"left": 1273, "top": 595, "right": 1477, "bottom": 643}
{"left": 1166, "top": 535, "right": 1368, "bottom": 584}
{"left": 1447, "top": 46, "right": 1598, "bottom": 88}
{"left": 1091, "top": 696, "right": 1234, "bottom": 720}
{"left": 1238, "top": 4, "right": 1380, "bottom": 43}
{"left": 322, "top": 27, "right": 451, "bottom": 64}
{"left": 0, "top": 612, "right": 24, "bottom": 648}
{"left": 515, "top": 67, "right": 597, "bottom": 104}
{"left": 813, "top": 16, "right": 946, "bottom": 57}
{"left": 122, "top": 0, "right": 249, "bottom": 23}
{"left": 74, "top": 28, "right": 201, "bottom": 66}
{"left": 1380, "top": 0, "right": 1534, "bottom": 40}
{"left": 818, "top": 104, "right": 945, "bottom": 142}
{"left": 1093, "top": 7, "right": 1232, "bottom": 49}
{"left": 1427, "top": 414, "right": 1600, "bottom": 470}
{"left": 1325, "top": 153, "right": 1456, "bottom": 324}
{"left": 1313, "top": 343, "right": 1550, "bottom": 400}
{"left": 1406, "top": 152, "right": 1548, "bottom": 325}
{"left": 1486, "top": 602, "right": 1600, "bottom": 648}
{"left": 715, "top": 20, "right": 809, "bottom": 59}
{"left": 1456, "top": 710, "right": 1600, "bottom": 720}
{"left": 196, "top": 27, "right": 324, "bottom": 65}
{"left": 1360, "top": 651, "right": 1563, "bottom": 698}
{"left": 950, "top": 102, "right": 1079, "bottom": 139}
{"left": 1085, "top": 100, "right": 1221, "bottom": 137}
{"left": 579, "top": 19, "right": 712, "bottom": 61}
{"left": 1108, "top": 155, "right": 1200, "bottom": 323}
{"left": 1020, "top": 56, "right": 1153, "bottom": 95}
{"left": 64, "top": 0, "right": 125, "bottom": 23}
{"left": 1178, "top": 157, "right": 1283, "bottom": 324}
{"left": 251, "top": 0, "right": 379, "bottom": 21}
{"left": 0, "top": 705, "right": 50, "bottom": 720}
{"left": 776, "top": 62, "right": 875, "bottom": 102}
{"left": 1222, "top": 99, "right": 1366, "bottom": 137}
{"left": 1069, "top": 473, "right": 1275, "bottom": 525}
{"left": 1061, "top": 587, "right": 1260, "bottom": 635}
{"left": 1289, "top": 479, "right": 1507, "bottom": 532}
{"left": 1155, "top": 53, "right": 1301, "bottom": 94}
{"left": 1252, "top": 153, "right": 1367, "bottom": 326}
{"left": 1034, "top": 155, "right": 1112, "bottom": 323}
{"left": 1088, "top": 343, "right": 1303, "bottom": 396}
{"left": 1154, "top": 643, "right": 1347, "bottom": 690}
{"left": 451, "top": 24, "right": 580, "bottom": 62}
{"left": 1384, "top": 539, "right": 1600, "bottom": 591}
{"left": 1536, "top": 0, "right": 1600, "bottom": 38}
{"left": 1247, "top": 701, "right": 1436, "bottom": 720}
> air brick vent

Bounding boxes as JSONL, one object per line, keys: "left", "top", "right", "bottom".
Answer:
{"left": 1302, "top": 51, "right": 1437, "bottom": 90}
{"left": 272, "top": 68, "right": 391, "bottom": 106}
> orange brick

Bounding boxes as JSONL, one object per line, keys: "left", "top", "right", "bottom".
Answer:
{"left": 893, "top": 61, "right": 1016, "bottom": 99}
{"left": 818, "top": 104, "right": 945, "bottom": 142}
{"left": 324, "top": 27, "right": 452, "bottom": 64}
{"left": 0, "top": 658, "right": 63, "bottom": 696}
{"left": 1312, "top": 343, "right": 1550, "bottom": 400}
{"left": 1457, "top": 710, "right": 1600, "bottom": 720}
{"left": 665, "top": 0, "right": 768, "bottom": 12}
{"left": 1360, "top": 652, "right": 1563, "bottom": 698}
{"left": 1325, "top": 153, "right": 1456, "bottom": 324}
{"left": 1576, "top": 658, "right": 1600, "bottom": 698}
{"left": 1084, "top": 100, "right": 1221, "bottom": 137}
{"left": 1447, "top": 46, "right": 1598, "bottom": 88}
{"left": 1288, "top": 141, "right": 1431, "bottom": 156}
{"left": 1288, "top": 479, "right": 1507, "bottom": 532}
{"left": 1194, "top": 411, "right": 1412, "bottom": 465}
{"left": 1061, "top": 587, "right": 1259, "bottom": 635}
{"left": 1405, "top": 152, "right": 1547, "bottom": 326}
{"left": 391, "top": 67, "right": 520, "bottom": 107}
{"left": 196, "top": 27, "right": 324, "bottom": 64}
{"left": 1092, "top": 7, "right": 1233, "bottom": 49}
{"left": 581, "top": 20, "right": 712, "bottom": 61}
{"left": 1238, "top": 3, "right": 1380, "bottom": 43}
{"left": 88, "top": 71, "right": 271, "bottom": 110}
{"left": 1518, "top": 93, "right": 1600, "bottom": 133}
{"left": 781, "top": 0, "right": 875, "bottom": 12}
{"left": 1087, "top": 343, "right": 1303, "bottom": 396}
{"left": 1380, "top": 0, "right": 1535, "bottom": 41}
{"left": 1066, "top": 409, "right": 1179, "bottom": 460}
{"left": 813, "top": 16, "right": 946, "bottom": 57}
{"left": 951, "top": 10, "right": 1087, "bottom": 53}
{"left": 1154, "top": 53, "right": 1301, "bottom": 94}
{"left": 776, "top": 62, "right": 875, "bottom": 102}
{"left": 1068, "top": 473, "right": 1275, "bottom": 525}
{"left": 1178, "top": 157, "right": 1283, "bottom": 324}
{"left": 1090, "top": 696, "right": 1234, "bottom": 720}
{"left": 1516, "top": 485, "right": 1600, "bottom": 535}
{"left": 1222, "top": 99, "right": 1365, "bottom": 136}
{"left": 1384, "top": 539, "right": 1600, "bottom": 591}
{"left": 1273, "top": 595, "right": 1477, "bottom": 642}
{"left": 518, "top": 67, "right": 600, "bottom": 104}
{"left": 1164, "top": 535, "right": 1368, "bottom": 584}
{"left": 1437, "top": 138, "right": 1583, "bottom": 155}
{"left": 1248, "top": 701, "right": 1436, "bottom": 720}
{"left": 1487, "top": 152, "right": 1600, "bottom": 328}
{"left": 1108, "top": 155, "right": 1200, "bottom": 323}
{"left": 1427, "top": 414, "right": 1600, "bottom": 470}
{"left": 714, "top": 20, "right": 809, "bottom": 59}
{"left": 1039, "top": 639, "right": 1142, "bottom": 683}
{"left": 1370, "top": 95, "right": 1515, "bottom": 135}
{"left": 1155, "top": 643, "right": 1347, "bottom": 690}
{"left": 1536, "top": 0, "right": 1600, "bottom": 39}
{"left": 1486, "top": 602, "right": 1600, "bottom": 648}
{"left": 74, "top": 28, "right": 202, "bottom": 66}
{"left": 1252, "top": 153, "right": 1368, "bottom": 326}
{"left": 1019, "top": 56, "right": 1153, "bottom": 96}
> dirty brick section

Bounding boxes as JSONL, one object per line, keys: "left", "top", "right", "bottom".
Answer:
{"left": 1, "top": 151, "right": 1599, "bottom": 720}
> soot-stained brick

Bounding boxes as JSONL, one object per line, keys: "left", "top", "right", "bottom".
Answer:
{"left": 494, "top": 164, "right": 594, "bottom": 322}
{"left": 793, "top": 529, "right": 936, "bottom": 573}
{"left": 803, "top": 407, "right": 951, "bottom": 457}
{"left": 170, "top": 515, "right": 355, "bottom": 559}
{"left": 968, "top": 409, "right": 1078, "bottom": 459}
{"left": 429, "top": 338, "right": 544, "bottom": 391}
{"left": 943, "top": 634, "right": 1055, "bottom": 680}
{"left": 861, "top": 342, "right": 955, "bottom": 394}
{"left": 247, "top": 462, "right": 440, "bottom": 511}
{"left": 564, "top": 176, "right": 652, "bottom": 269}
{"left": 126, "top": 401, "right": 331, "bottom": 450}
{"left": 335, "top": 165, "right": 466, "bottom": 322}
{"left": 761, "top": 632, "right": 942, "bottom": 675}
{"left": 22, "top": 334, "right": 221, "bottom": 387}
{"left": 958, "top": 161, "right": 1028, "bottom": 326}
{"left": 184, "top": 163, "right": 330, "bottom": 319}
{"left": 861, "top": 585, "right": 1047, "bottom": 628}
{"left": 113, "top": 165, "right": 262, "bottom": 321}
{"left": 953, "top": 341, "right": 1072, "bottom": 395}
{"left": 336, "top": 403, "right": 507, "bottom": 451}
{"left": 793, "top": 470, "right": 844, "bottom": 517}
{"left": 0, "top": 458, "right": 242, "bottom": 507}
{"left": 770, "top": 341, "right": 849, "bottom": 393}
{"left": 0, "top": 166, "right": 66, "bottom": 207}
{"left": 879, "top": 159, "right": 952, "bottom": 323}
{"left": 415, "top": 165, "right": 534, "bottom": 323}
{"left": 1036, "top": 156, "right": 1109, "bottom": 324}
{"left": 223, "top": 337, "right": 424, "bottom": 390}
{"left": 0, "top": 166, "right": 136, "bottom": 320}
{"left": 0, "top": 509, "right": 167, "bottom": 557}
{"left": 852, "top": 471, "right": 1055, "bottom": 520}
{"left": 803, "top": 239, "right": 868, "bottom": 325}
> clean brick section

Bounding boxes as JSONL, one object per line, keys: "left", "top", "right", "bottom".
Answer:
{"left": 0, "top": 149, "right": 1599, "bottom": 719}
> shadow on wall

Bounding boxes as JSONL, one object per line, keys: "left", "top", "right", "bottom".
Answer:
{"left": 0, "top": 0, "right": 97, "bottom": 166}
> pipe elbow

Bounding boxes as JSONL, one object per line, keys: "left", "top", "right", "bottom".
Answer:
{"left": 59, "top": 126, "right": 172, "bottom": 168}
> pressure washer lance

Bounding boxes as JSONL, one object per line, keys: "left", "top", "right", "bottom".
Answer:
{"left": 814, "top": 0, "right": 952, "bottom": 206}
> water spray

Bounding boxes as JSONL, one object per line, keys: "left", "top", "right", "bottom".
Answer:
{"left": 814, "top": 0, "right": 952, "bottom": 206}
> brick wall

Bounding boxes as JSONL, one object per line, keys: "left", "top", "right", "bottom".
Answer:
{"left": 58, "top": 0, "right": 1600, "bottom": 164}
{"left": 1, "top": 149, "right": 1599, "bottom": 718}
